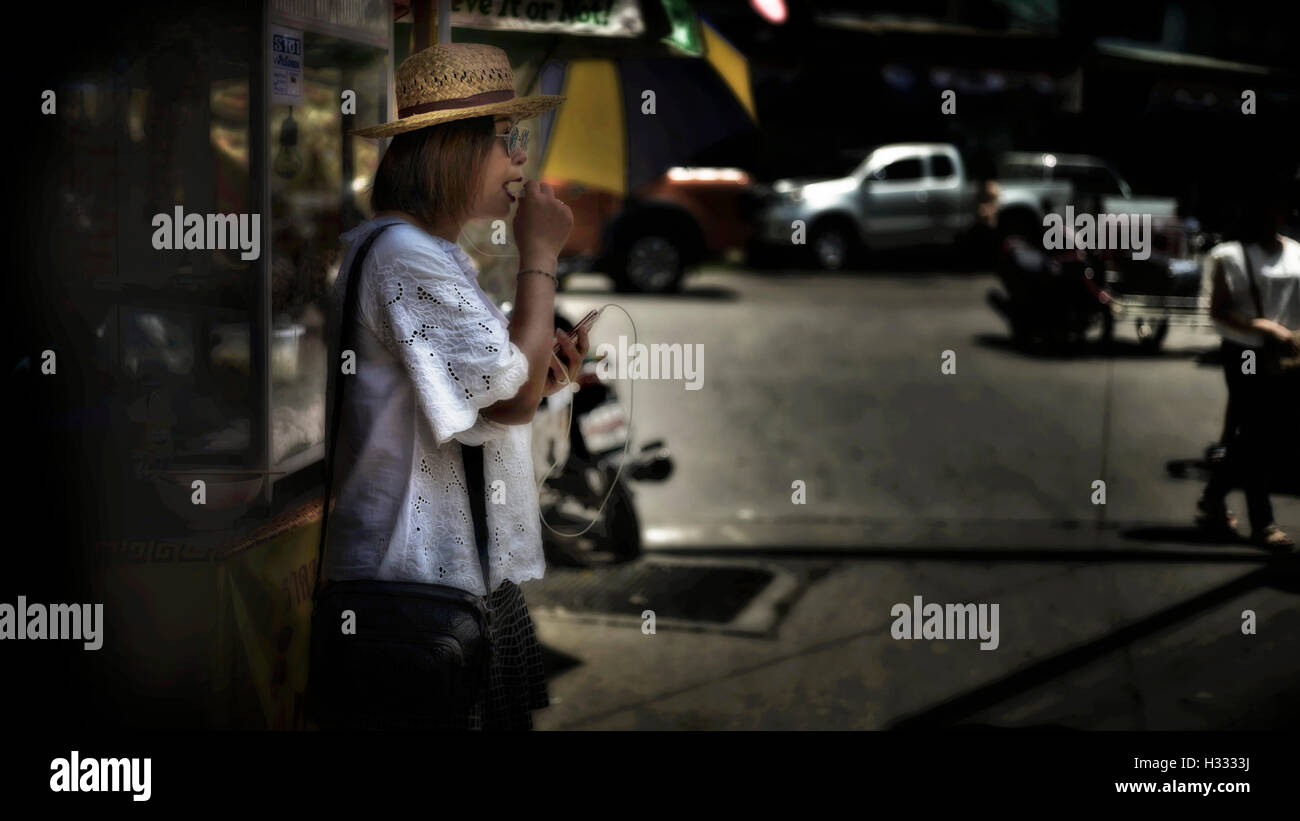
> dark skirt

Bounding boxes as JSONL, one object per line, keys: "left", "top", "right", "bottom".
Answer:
{"left": 466, "top": 579, "right": 550, "bottom": 731}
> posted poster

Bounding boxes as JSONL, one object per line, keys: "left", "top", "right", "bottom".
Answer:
{"left": 271, "top": 25, "right": 304, "bottom": 106}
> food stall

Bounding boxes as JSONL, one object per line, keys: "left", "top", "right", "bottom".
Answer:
{"left": 59, "top": 0, "right": 700, "bottom": 729}
{"left": 68, "top": 0, "right": 394, "bottom": 729}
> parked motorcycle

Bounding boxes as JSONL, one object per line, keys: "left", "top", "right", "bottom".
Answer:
{"left": 503, "top": 302, "right": 674, "bottom": 567}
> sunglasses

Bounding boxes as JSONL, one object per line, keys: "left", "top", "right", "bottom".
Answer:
{"left": 495, "top": 123, "right": 530, "bottom": 155}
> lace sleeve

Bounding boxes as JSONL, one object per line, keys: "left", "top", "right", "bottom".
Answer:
{"left": 359, "top": 240, "right": 530, "bottom": 447}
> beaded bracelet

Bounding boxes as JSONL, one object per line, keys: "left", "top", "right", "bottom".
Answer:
{"left": 517, "top": 268, "right": 557, "bottom": 285}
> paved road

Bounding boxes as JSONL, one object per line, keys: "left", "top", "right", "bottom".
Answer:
{"left": 529, "top": 264, "right": 1300, "bottom": 731}
{"left": 556, "top": 265, "right": 1297, "bottom": 547}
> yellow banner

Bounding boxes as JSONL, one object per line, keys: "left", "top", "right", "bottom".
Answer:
{"left": 216, "top": 507, "right": 321, "bottom": 730}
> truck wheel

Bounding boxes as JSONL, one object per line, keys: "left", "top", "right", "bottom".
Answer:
{"left": 614, "top": 233, "right": 684, "bottom": 293}
{"left": 810, "top": 223, "right": 856, "bottom": 271}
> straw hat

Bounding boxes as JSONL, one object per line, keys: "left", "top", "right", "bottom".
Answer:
{"left": 352, "top": 43, "right": 565, "bottom": 139}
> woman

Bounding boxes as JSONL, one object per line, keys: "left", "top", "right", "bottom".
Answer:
{"left": 1197, "top": 175, "right": 1300, "bottom": 549}
{"left": 317, "top": 43, "right": 585, "bottom": 729}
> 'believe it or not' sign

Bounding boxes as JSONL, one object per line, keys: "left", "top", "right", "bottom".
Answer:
{"left": 449, "top": 0, "right": 645, "bottom": 37}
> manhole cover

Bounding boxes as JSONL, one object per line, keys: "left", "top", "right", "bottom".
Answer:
{"left": 524, "top": 560, "right": 777, "bottom": 626}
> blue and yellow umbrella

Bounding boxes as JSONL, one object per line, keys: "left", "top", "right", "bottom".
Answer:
{"left": 535, "top": 19, "right": 759, "bottom": 197}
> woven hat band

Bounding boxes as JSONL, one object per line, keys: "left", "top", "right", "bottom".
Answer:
{"left": 398, "top": 89, "right": 516, "bottom": 119}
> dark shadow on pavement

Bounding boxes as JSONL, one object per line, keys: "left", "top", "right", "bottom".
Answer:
{"left": 888, "top": 558, "right": 1300, "bottom": 730}
{"left": 537, "top": 643, "right": 584, "bottom": 683}
{"left": 541, "top": 547, "right": 1297, "bottom": 729}
{"left": 948, "top": 722, "right": 1082, "bottom": 731}
{"left": 1120, "top": 524, "right": 1256, "bottom": 548}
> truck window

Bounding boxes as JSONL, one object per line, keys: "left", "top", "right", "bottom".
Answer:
{"left": 930, "top": 155, "right": 955, "bottom": 179}
{"left": 872, "top": 158, "right": 924, "bottom": 181}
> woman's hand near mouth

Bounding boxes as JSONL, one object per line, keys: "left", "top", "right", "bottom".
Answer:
{"left": 513, "top": 179, "right": 572, "bottom": 260}
{"left": 483, "top": 180, "right": 575, "bottom": 425}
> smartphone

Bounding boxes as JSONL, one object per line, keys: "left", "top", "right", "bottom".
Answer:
{"left": 554, "top": 308, "right": 600, "bottom": 355}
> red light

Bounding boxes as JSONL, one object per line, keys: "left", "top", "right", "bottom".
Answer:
{"left": 751, "top": 0, "right": 786, "bottom": 24}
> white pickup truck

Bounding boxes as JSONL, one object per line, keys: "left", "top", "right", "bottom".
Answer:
{"left": 752, "top": 142, "right": 1073, "bottom": 270}
{"left": 997, "top": 151, "right": 1179, "bottom": 220}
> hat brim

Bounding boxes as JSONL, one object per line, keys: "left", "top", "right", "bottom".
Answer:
{"left": 351, "top": 94, "right": 566, "bottom": 139}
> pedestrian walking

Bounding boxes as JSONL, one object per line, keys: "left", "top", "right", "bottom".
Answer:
{"left": 1197, "top": 172, "right": 1300, "bottom": 549}
{"left": 307, "top": 43, "right": 586, "bottom": 730}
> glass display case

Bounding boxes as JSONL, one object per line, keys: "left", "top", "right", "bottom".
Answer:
{"left": 268, "top": 30, "right": 389, "bottom": 481}
{"left": 50, "top": 0, "right": 393, "bottom": 536}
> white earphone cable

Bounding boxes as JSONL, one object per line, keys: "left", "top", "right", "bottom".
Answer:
{"left": 536, "top": 302, "right": 637, "bottom": 538}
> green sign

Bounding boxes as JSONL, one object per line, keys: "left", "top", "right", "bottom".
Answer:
{"left": 660, "top": 0, "right": 702, "bottom": 56}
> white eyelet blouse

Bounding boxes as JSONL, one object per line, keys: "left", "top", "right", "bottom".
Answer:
{"left": 323, "top": 216, "right": 545, "bottom": 596}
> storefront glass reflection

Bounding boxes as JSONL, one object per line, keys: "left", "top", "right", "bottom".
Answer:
{"left": 47, "top": 7, "right": 260, "bottom": 536}
{"left": 269, "top": 34, "right": 387, "bottom": 470}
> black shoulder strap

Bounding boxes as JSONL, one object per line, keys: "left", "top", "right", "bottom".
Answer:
{"left": 313, "top": 222, "right": 492, "bottom": 602}
{"left": 461, "top": 442, "right": 491, "bottom": 595}
{"left": 1242, "top": 241, "right": 1267, "bottom": 321}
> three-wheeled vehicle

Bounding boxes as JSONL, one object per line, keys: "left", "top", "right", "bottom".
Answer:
{"left": 988, "top": 204, "right": 1214, "bottom": 352}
